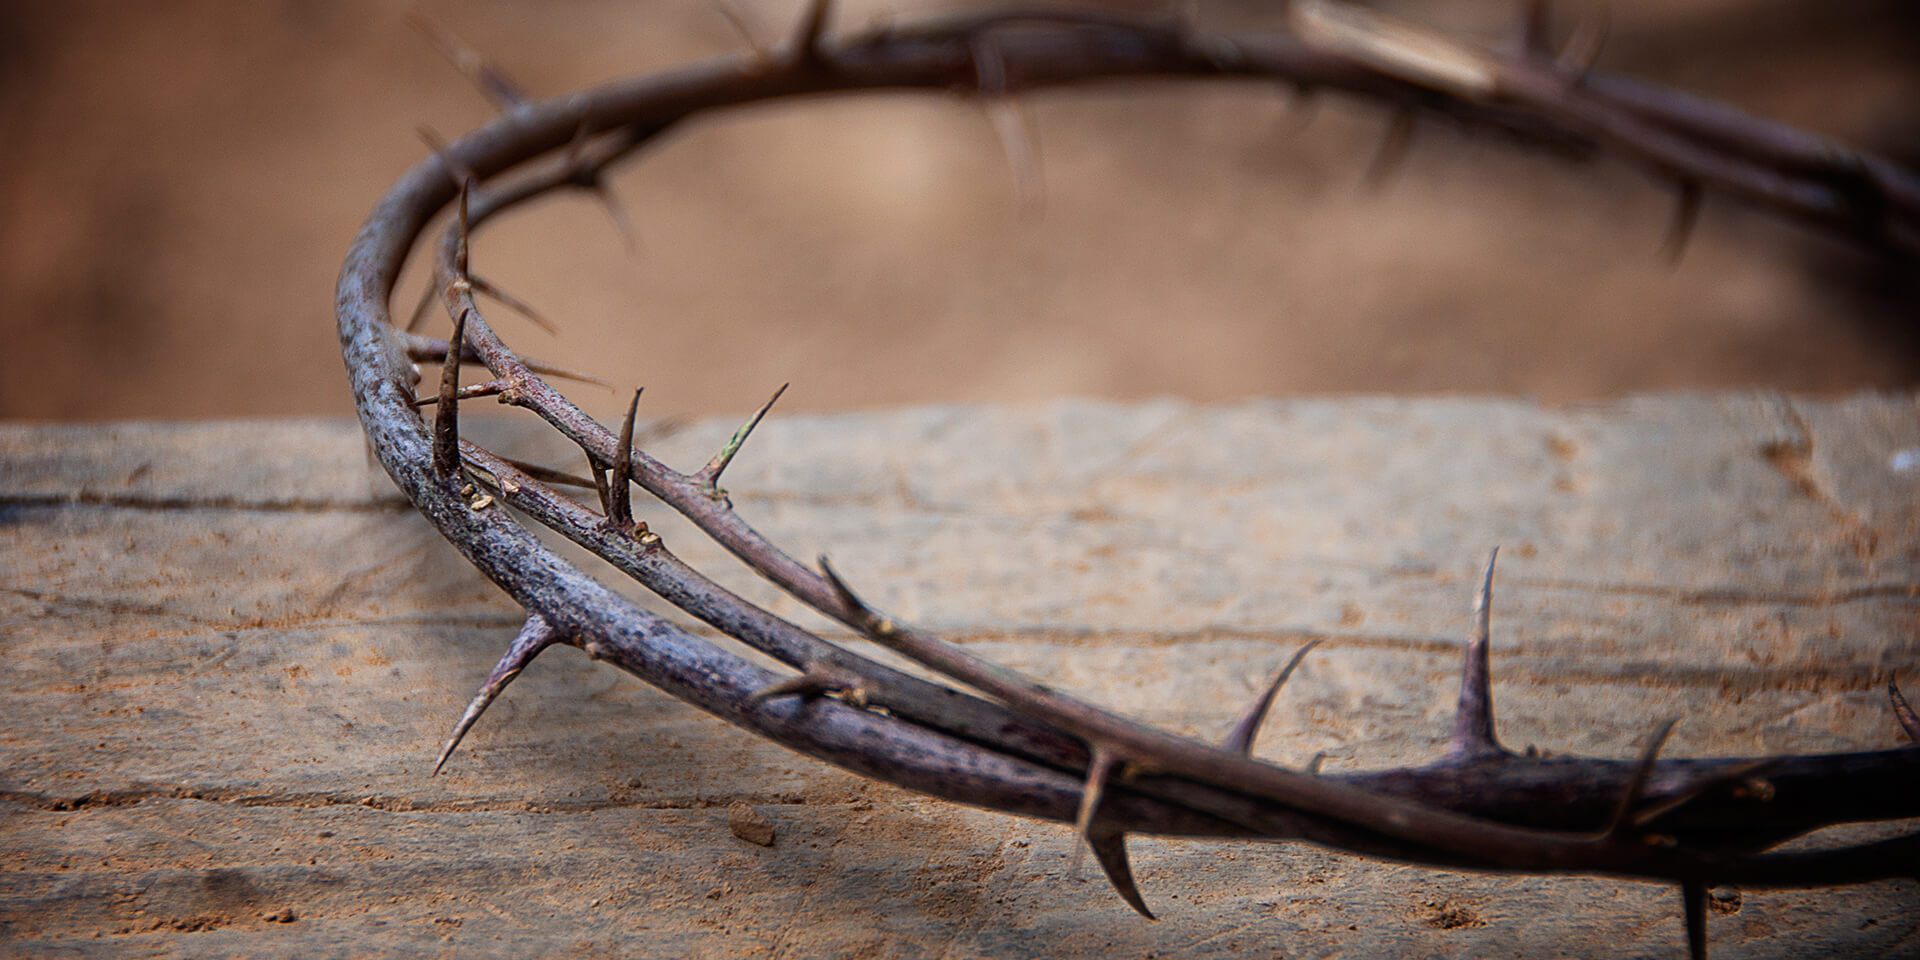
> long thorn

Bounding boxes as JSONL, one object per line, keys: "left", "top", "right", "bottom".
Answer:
{"left": 417, "top": 124, "right": 478, "bottom": 188}
{"left": 432, "top": 308, "right": 469, "bottom": 478}
{"left": 973, "top": 38, "right": 1044, "bottom": 216}
{"left": 714, "top": 0, "right": 772, "bottom": 58}
{"left": 608, "top": 388, "right": 642, "bottom": 528}
{"left": 1891, "top": 680, "right": 1919, "bottom": 743}
{"left": 1223, "top": 639, "right": 1322, "bottom": 755}
{"left": 408, "top": 13, "right": 528, "bottom": 110}
{"left": 404, "top": 279, "right": 439, "bottom": 334}
{"left": 1518, "top": 0, "right": 1552, "bottom": 58}
{"left": 490, "top": 455, "right": 597, "bottom": 490}
{"left": 456, "top": 179, "right": 472, "bottom": 280}
{"left": 1088, "top": 828, "right": 1154, "bottom": 919}
{"left": 432, "top": 614, "right": 564, "bottom": 775}
{"left": 470, "top": 275, "right": 559, "bottom": 336}
{"left": 1070, "top": 747, "right": 1119, "bottom": 878}
{"left": 789, "top": 0, "right": 832, "bottom": 63}
{"left": 1364, "top": 109, "right": 1416, "bottom": 189}
{"left": 698, "top": 383, "right": 789, "bottom": 485}
{"left": 1681, "top": 880, "right": 1709, "bottom": 960}
{"left": 1556, "top": 0, "right": 1609, "bottom": 79}
{"left": 1451, "top": 548, "right": 1506, "bottom": 757}
{"left": 415, "top": 378, "right": 510, "bottom": 407}
{"left": 592, "top": 462, "right": 613, "bottom": 518}
{"left": 1661, "top": 179, "right": 1703, "bottom": 266}
{"left": 1605, "top": 717, "right": 1678, "bottom": 836}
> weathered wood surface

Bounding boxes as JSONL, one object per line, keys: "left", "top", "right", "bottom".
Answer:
{"left": 2, "top": 396, "right": 1917, "bottom": 958}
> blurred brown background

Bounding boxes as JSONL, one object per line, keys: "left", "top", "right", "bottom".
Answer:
{"left": 1, "top": 0, "right": 1915, "bottom": 424}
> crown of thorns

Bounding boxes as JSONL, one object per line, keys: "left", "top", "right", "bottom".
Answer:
{"left": 336, "top": 4, "right": 1920, "bottom": 957}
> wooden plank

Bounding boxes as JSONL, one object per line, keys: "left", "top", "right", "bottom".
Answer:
{"left": 2, "top": 398, "right": 1916, "bottom": 958}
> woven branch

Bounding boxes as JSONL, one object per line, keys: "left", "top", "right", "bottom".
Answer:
{"left": 337, "top": 4, "right": 1919, "bottom": 957}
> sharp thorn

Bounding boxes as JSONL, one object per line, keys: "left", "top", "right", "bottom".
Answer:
{"left": 456, "top": 178, "right": 473, "bottom": 279}
{"left": 1451, "top": 547, "right": 1507, "bottom": 758}
{"left": 415, "top": 378, "right": 510, "bottom": 407}
{"left": 591, "top": 462, "right": 613, "bottom": 518}
{"left": 431, "top": 308, "right": 469, "bottom": 478}
{"left": 1364, "top": 109, "right": 1416, "bottom": 189}
{"left": 973, "top": 38, "right": 1044, "bottom": 216}
{"left": 1681, "top": 880, "right": 1709, "bottom": 960}
{"left": 1223, "top": 639, "right": 1322, "bottom": 755}
{"left": 698, "top": 383, "right": 789, "bottom": 485}
{"left": 405, "top": 279, "right": 440, "bottom": 334}
{"left": 714, "top": 0, "right": 772, "bottom": 58}
{"left": 469, "top": 275, "right": 559, "bottom": 336}
{"left": 407, "top": 13, "right": 529, "bottom": 110}
{"left": 432, "top": 614, "right": 564, "bottom": 775}
{"left": 818, "top": 556, "right": 882, "bottom": 632}
{"left": 1518, "top": 0, "right": 1552, "bottom": 58}
{"left": 749, "top": 669, "right": 832, "bottom": 705}
{"left": 1556, "top": 0, "right": 1610, "bottom": 79}
{"left": 788, "top": 0, "right": 832, "bottom": 63}
{"left": 1088, "top": 828, "right": 1155, "bottom": 919}
{"left": 1605, "top": 716, "right": 1679, "bottom": 836}
{"left": 1070, "top": 748, "right": 1119, "bottom": 879}
{"left": 1660, "top": 179, "right": 1703, "bottom": 266}
{"left": 492, "top": 455, "right": 597, "bottom": 490}
{"left": 608, "top": 388, "right": 642, "bottom": 529}
{"left": 416, "top": 124, "right": 478, "bottom": 188}
{"left": 1891, "top": 680, "right": 1919, "bottom": 744}
{"left": 522, "top": 356, "right": 611, "bottom": 389}
{"left": 589, "top": 180, "right": 640, "bottom": 254}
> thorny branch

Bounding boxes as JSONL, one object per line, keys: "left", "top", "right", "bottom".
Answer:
{"left": 339, "top": 3, "right": 1919, "bottom": 956}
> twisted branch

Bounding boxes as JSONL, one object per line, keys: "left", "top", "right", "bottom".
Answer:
{"left": 337, "top": 4, "right": 1920, "bottom": 957}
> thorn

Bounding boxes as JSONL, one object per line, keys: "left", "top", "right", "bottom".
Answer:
{"left": 1517, "top": 0, "right": 1552, "bottom": 58}
{"left": 522, "top": 356, "right": 610, "bottom": 389}
{"left": 1681, "top": 880, "right": 1709, "bottom": 960}
{"left": 1087, "top": 828, "right": 1155, "bottom": 919}
{"left": 1364, "top": 109, "right": 1416, "bottom": 189}
{"left": 1306, "top": 752, "right": 1326, "bottom": 775}
{"left": 608, "top": 388, "right": 643, "bottom": 529}
{"left": 1070, "top": 747, "right": 1119, "bottom": 878}
{"left": 416, "top": 125, "right": 478, "bottom": 188}
{"left": 1555, "top": 0, "right": 1609, "bottom": 79}
{"left": 1891, "top": 681, "right": 1919, "bottom": 744}
{"left": 591, "top": 461, "right": 613, "bottom": 518}
{"left": 1605, "top": 717, "right": 1678, "bottom": 837}
{"left": 432, "top": 308, "right": 469, "bottom": 478}
{"left": 714, "top": 0, "right": 772, "bottom": 59}
{"left": 973, "top": 38, "right": 1044, "bottom": 217}
{"left": 698, "top": 383, "right": 789, "bottom": 486}
{"left": 748, "top": 661, "right": 862, "bottom": 705}
{"left": 1660, "top": 179, "right": 1702, "bottom": 266}
{"left": 559, "top": 122, "right": 641, "bottom": 253}
{"left": 432, "top": 614, "right": 564, "bottom": 775}
{"left": 1451, "top": 548, "right": 1507, "bottom": 757}
{"left": 749, "top": 670, "right": 833, "bottom": 705}
{"left": 1281, "top": 82, "right": 1320, "bottom": 131}
{"left": 404, "top": 279, "right": 439, "bottom": 334}
{"left": 788, "top": 0, "right": 832, "bottom": 64}
{"left": 467, "top": 275, "right": 558, "bottom": 336}
{"left": 818, "top": 556, "right": 885, "bottom": 635}
{"left": 408, "top": 13, "right": 529, "bottom": 110}
{"left": 456, "top": 178, "right": 473, "bottom": 280}
{"left": 1222, "top": 639, "right": 1322, "bottom": 755}
{"left": 491, "top": 455, "right": 597, "bottom": 490}
{"left": 414, "top": 378, "right": 510, "bottom": 407}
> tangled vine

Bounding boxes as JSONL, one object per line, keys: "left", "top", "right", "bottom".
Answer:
{"left": 336, "top": 3, "right": 1920, "bottom": 956}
